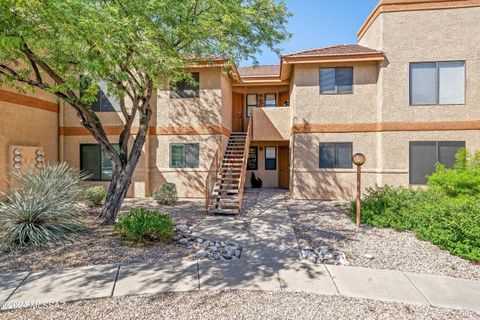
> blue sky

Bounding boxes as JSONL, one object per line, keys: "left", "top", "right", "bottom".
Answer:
{"left": 240, "top": 0, "right": 379, "bottom": 66}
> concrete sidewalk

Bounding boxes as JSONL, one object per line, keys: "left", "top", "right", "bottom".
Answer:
{"left": 1, "top": 260, "right": 480, "bottom": 313}
{"left": 1, "top": 190, "right": 479, "bottom": 314}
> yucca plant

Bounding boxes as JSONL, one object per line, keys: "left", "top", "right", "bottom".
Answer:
{"left": 0, "top": 163, "right": 86, "bottom": 250}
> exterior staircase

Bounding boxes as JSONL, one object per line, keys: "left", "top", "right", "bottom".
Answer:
{"left": 207, "top": 132, "right": 248, "bottom": 215}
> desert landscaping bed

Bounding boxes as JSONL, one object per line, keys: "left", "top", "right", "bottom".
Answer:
{"left": 0, "top": 198, "right": 206, "bottom": 274}
{"left": 1, "top": 290, "right": 478, "bottom": 320}
{"left": 288, "top": 199, "right": 480, "bottom": 280}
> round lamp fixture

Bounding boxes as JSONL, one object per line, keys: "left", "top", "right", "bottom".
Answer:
{"left": 352, "top": 153, "right": 366, "bottom": 166}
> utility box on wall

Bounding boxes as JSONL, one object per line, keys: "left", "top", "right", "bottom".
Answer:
{"left": 9, "top": 145, "right": 45, "bottom": 172}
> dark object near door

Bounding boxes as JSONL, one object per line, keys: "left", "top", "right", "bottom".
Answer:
{"left": 251, "top": 172, "right": 263, "bottom": 188}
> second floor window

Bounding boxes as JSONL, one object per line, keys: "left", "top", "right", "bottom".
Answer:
{"left": 320, "top": 67, "right": 353, "bottom": 94}
{"left": 246, "top": 94, "right": 258, "bottom": 117}
{"left": 265, "top": 93, "right": 276, "bottom": 107}
{"left": 80, "top": 144, "right": 119, "bottom": 180}
{"left": 80, "top": 80, "right": 118, "bottom": 112}
{"left": 170, "top": 72, "right": 200, "bottom": 99}
{"left": 170, "top": 143, "right": 199, "bottom": 168}
{"left": 410, "top": 61, "right": 465, "bottom": 105}
{"left": 319, "top": 142, "right": 352, "bottom": 169}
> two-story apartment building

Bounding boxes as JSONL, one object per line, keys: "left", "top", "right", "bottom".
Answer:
{"left": 1, "top": 0, "right": 479, "bottom": 214}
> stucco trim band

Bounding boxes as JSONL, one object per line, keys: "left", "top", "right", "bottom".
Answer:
{"left": 358, "top": 0, "right": 480, "bottom": 40}
{"left": 0, "top": 89, "right": 59, "bottom": 113}
{"left": 292, "top": 120, "right": 480, "bottom": 134}
{"left": 60, "top": 125, "right": 231, "bottom": 136}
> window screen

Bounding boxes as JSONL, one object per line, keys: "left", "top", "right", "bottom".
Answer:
{"left": 170, "top": 143, "right": 199, "bottom": 168}
{"left": 439, "top": 62, "right": 465, "bottom": 104}
{"left": 409, "top": 141, "right": 465, "bottom": 184}
{"left": 265, "top": 147, "right": 276, "bottom": 170}
{"left": 320, "top": 67, "right": 353, "bottom": 94}
{"left": 247, "top": 147, "right": 258, "bottom": 170}
{"left": 319, "top": 143, "right": 353, "bottom": 169}
{"left": 170, "top": 73, "right": 200, "bottom": 99}
{"left": 410, "top": 61, "right": 465, "bottom": 105}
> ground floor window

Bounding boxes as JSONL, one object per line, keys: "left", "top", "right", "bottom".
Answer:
{"left": 265, "top": 146, "right": 276, "bottom": 170}
{"left": 247, "top": 147, "right": 258, "bottom": 170}
{"left": 80, "top": 144, "right": 119, "bottom": 181}
{"left": 409, "top": 141, "right": 465, "bottom": 184}
{"left": 319, "top": 142, "right": 352, "bottom": 169}
{"left": 170, "top": 143, "right": 200, "bottom": 168}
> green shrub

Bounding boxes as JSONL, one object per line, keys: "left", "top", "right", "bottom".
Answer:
{"left": 115, "top": 209, "right": 173, "bottom": 242}
{"left": 0, "top": 163, "right": 85, "bottom": 250}
{"left": 152, "top": 183, "right": 178, "bottom": 205}
{"left": 84, "top": 185, "right": 106, "bottom": 207}
{"left": 351, "top": 185, "right": 480, "bottom": 262}
{"left": 428, "top": 148, "right": 480, "bottom": 197}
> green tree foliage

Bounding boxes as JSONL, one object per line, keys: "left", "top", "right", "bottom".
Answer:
{"left": 0, "top": 0, "right": 290, "bottom": 224}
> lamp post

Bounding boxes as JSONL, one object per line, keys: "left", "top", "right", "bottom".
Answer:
{"left": 352, "top": 153, "right": 366, "bottom": 227}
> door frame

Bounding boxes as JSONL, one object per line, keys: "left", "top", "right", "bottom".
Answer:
{"left": 278, "top": 146, "right": 290, "bottom": 189}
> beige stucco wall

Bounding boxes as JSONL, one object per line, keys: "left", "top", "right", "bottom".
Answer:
{"left": 291, "top": 132, "right": 378, "bottom": 200}
{"left": 291, "top": 62, "right": 379, "bottom": 125}
{"left": 0, "top": 87, "right": 59, "bottom": 193}
{"left": 59, "top": 68, "right": 232, "bottom": 198}
{"left": 148, "top": 134, "right": 225, "bottom": 198}
{"left": 246, "top": 141, "right": 289, "bottom": 189}
{"left": 233, "top": 85, "right": 290, "bottom": 132}
{"left": 61, "top": 135, "right": 147, "bottom": 197}
{"left": 289, "top": 6, "right": 480, "bottom": 200}
{"left": 252, "top": 107, "right": 291, "bottom": 141}
{"left": 359, "top": 7, "right": 480, "bottom": 123}
{"left": 156, "top": 67, "right": 224, "bottom": 128}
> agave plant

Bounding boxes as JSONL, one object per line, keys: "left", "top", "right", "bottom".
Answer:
{"left": 0, "top": 163, "right": 87, "bottom": 250}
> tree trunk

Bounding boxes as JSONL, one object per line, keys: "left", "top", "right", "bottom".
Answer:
{"left": 98, "top": 106, "right": 151, "bottom": 225}
{"left": 99, "top": 168, "right": 131, "bottom": 225}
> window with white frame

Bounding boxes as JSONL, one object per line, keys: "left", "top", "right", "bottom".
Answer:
{"left": 409, "top": 61, "right": 465, "bottom": 105}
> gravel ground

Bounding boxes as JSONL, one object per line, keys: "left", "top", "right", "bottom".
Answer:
{"left": 288, "top": 200, "right": 480, "bottom": 280}
{"left": 0, "top": 198, "right": 206, "bottom": 273}
{"left": 1, "top": 290, "right": 478, "bottom": 320}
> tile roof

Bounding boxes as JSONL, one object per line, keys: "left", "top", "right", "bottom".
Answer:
{"left": 238, "top": 65, "right": 280, "bottom": 78}
{"left": 282, "top": 44, "right": 383, "bottom": 58}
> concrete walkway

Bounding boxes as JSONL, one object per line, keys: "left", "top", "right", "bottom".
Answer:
{"left": 1, "top": 190, "right": 479, "bottom": 314}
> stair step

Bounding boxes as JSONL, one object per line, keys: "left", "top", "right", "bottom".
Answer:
{"left": 209, "top": 198, "right": 238, "bottom": 204}
{"left": 222, "top": 163, "right": 242, "bottom": 167}
{"left": 210, "top": 194, "right": 239, "bottom": 199}
{"left": 213, "top": 189, "right": 239, "bottom": 193}
{"left": 217, "top": 176, "right": 240, "bottom": 180}
{"left": 215, "top": 183, "right": 239, "bottom": 187}
{"left": 223, "top": 158, "right": 243, "bottom": 161}
{"left": 209, "top": 209, "right": 238, "bottom": 215}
